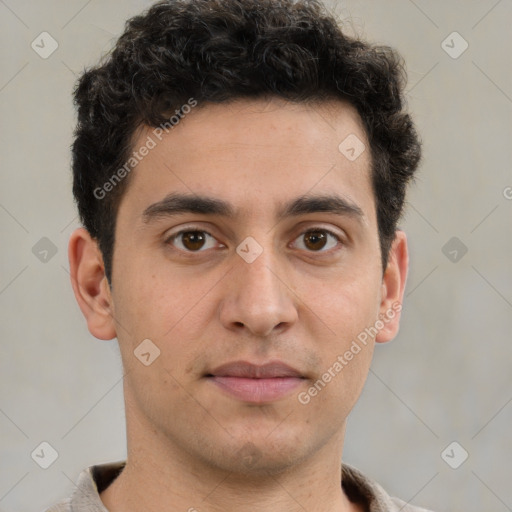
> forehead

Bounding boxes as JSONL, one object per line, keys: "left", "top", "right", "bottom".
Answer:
{"left": 117, "top": 97, "right": 375, "bottom": 226}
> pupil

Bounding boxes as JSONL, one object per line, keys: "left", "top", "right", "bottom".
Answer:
{"left": 183, "top": 231, "right": 205, "bottom": 250}
{"left": 305, "top": 231, "right": 326, "bottom": 250}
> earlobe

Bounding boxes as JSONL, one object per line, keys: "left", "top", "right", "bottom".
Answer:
{"left": 68, "top": 227, "right": 117, "bottom": 341}
{"left": 375, "top": 230, "right": 409, "bottom": 344}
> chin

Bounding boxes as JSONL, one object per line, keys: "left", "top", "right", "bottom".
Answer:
{"left": 195, "top": 432, "right": 314, "bottom": 477}
{"left": 214, "top": 450, "right": 302, "bottom": 477}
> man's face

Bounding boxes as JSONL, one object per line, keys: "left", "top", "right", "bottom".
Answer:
{"left": 105, "top": 98, "right": 396, "bottom": 473}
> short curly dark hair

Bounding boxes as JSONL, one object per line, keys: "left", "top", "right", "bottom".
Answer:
{"left": 72, "top": 0, "right": 421, "bottom": 285}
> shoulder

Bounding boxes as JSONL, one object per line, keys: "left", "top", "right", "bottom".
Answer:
{"left": 342, "top": 463, "right": 436, "bottom": 512}
{"left": 42, "top": 462, "right": 124, "bottom": 512}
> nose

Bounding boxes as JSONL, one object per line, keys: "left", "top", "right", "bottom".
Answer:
{"left": 218, "top": 246, "right": 298, "bottom": 337}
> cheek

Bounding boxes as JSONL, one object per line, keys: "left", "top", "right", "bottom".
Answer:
{"left": 295, "top": 268, "right": 380, "bottom": 389}
{"left": 114, "top": 266, "right": 211, "bottom": 419}
{"left": 296, "top": 284, "right": 378, "bottom": 418}
{"left": 112, "top": 261, "right": 228, "bottom": 385}
{"left": 114, "top": 260, "right": 213, "bottom": 337}
{"left": 296, "top": 264, "right": 381, "bottom": 338}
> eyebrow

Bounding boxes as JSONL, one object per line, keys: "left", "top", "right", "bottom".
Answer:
{"left": 141, "top": 192, "right": 365, "bottom": 224}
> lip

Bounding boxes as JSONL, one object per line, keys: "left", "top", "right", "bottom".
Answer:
{"left": 206, "top": 361, "right": 305, "bottom": 403}
{"left": 209, "top": 361, "right": 303, "bottom": 379}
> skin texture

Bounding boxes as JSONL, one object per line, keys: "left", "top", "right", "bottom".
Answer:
{"left": 69, "top": 97, "right": 408, "bottom": 512}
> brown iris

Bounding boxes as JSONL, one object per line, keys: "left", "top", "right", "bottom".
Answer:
{"left": 181, "top": 231, "right": 207, "bottom": 251}
{"left": 303, "top": 230, "right": 328, "bottom": 251}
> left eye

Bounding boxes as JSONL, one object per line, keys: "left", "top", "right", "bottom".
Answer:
{"left": 292, "top": 229, "right": 341, "bottom": 252}
{"left": 168, "top": 230, "right": 219, "bottom": 252}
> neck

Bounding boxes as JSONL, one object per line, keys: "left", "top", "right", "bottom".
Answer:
{"left": 100, "top": 398, "right": 362, "bottom": 512}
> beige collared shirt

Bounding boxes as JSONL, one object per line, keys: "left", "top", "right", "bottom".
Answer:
{"left": 44, "top": 461, "right": 434, "bottom": 512}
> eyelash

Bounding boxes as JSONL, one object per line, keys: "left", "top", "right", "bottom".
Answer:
{"left": 165, "top": 227, "right": 344, "bottom": 255}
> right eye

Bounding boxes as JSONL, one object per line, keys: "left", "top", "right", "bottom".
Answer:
{"left": 165, "top": 229, "right": 222, "bottom": 252}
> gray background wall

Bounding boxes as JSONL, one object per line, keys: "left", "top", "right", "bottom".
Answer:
{"left": 1, "top": 1, "right": 511, "bottom": 511}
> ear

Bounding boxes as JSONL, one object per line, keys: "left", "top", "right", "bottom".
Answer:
{"left": 375, "top": 230, "right": 408, "bottom": 344}
{"left": 68, "top": 227, "right": 117, "bottom": 340}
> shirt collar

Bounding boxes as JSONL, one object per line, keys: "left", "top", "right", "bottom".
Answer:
{"left": 67, "top": 460, "right": 412, "bottom": 512}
